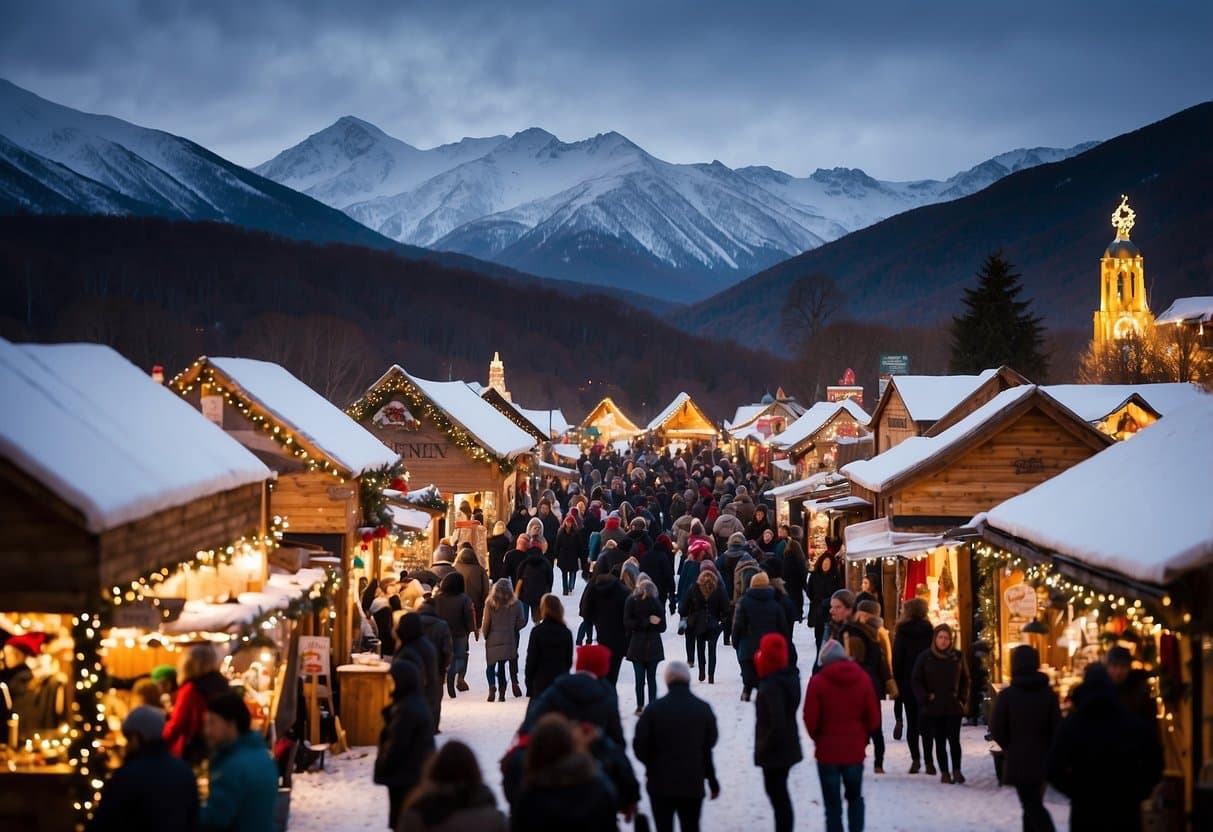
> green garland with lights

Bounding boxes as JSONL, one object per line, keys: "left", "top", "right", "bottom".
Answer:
{"left": 171, "top": 361, "right": 352, "bottom": 481}
{"left": 346, "top": 372, "right": 517, "bottom": 474}
{"left": 360, "top": 461, "right": 411, "bottom": 528}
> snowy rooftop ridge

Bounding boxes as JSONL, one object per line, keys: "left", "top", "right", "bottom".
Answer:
{"left": 646, "top": 392, "right": 692, "bottom": 431}
{"left": 986, "top": 397, "right": 1213, "bottom": 586}
{"left": 889, "top": 369, "right": 999, "bottom": 422}
{"left": 511, "top": 403, "right": 571, "bottom": 436}
{"left": 0, "top": 340, "right": 271, "bottom": 534}
{"left": 1041, "top": 382, "right": 1208, "bottom": 423}
{"left": 205, "top": 357, "right": 399, "bottom": 476}
{"left": 843, "top": 385, "right": 1047, "bottom": 492}
{"left": 769, "top": 400, "right": 866, "bottom": 452}
{"left": 1155, "top": 296, "right": 1213, "bottom": 325}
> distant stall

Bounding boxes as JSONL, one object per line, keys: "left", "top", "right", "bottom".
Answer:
{"left": 768, "top": 399, "right": 871, "bottom": 477}
{"left": 580, "top": 397, "right": 643, "bottom": 446}
{"left": 645, "top": 392, "right": 717, "bottom": 450}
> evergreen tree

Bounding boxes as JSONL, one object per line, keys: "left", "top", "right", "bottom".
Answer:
{"left": 949, "top": 252, "right": 1048, "bottom": 379}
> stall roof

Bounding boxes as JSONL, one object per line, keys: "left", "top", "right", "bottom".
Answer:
{"left": 538, "top": 460, "right": 578, "bottom": 477}
{"left": 580, "top": 397, "right": 642, "bottom": 436}
{"left": 1155, "top": 296, "right": 1213, "bottom": 325}
{"left": 198, "top": 357, "right": 399, "bottom": 476}
{"left": 358, "top": 366, "right": 536, "bottom": 458}
{"left": 771, "top": 458, "right": 797, "bottom": 474}
{"left": 770, "top": 400, "right": 868, "bottom": 451}
{"left": 164, "top": 567, "right": 328, "bottom": 635}
{"left": 728, "top": 404, "right": 767, "bottom": 429}
{"left": 985, "top": 397, "right": 1213, "bottom": 587}
{"left": 389, "top": 504, "right": 435, "bottom": 531}
{"left": 842, "top": 385, "right": 1108, "bottom": 493}
{"left": 765, "top": 471, "right": 846, "bottom": 499}
{"left": 551, "top": 443, "right": 582, "bottom": 461}
{"left": 804, "top": 495, "right": 872, "bottom": 514}
{"left": 514, "top": 404, "right": 571, "bottom": 435}
{"left": 0, "top": 340, "right": 271, "bottom": 535}
{"left": 886, "top": 369, "right": 1001, "bottom": 423}
{"left": 845, "top": 517, "right": 954, "bottom": 560}
{"left": 1041, "top": 383, "right": 1207, "bottom": 423}
{"left": 646, "top": 392, "right": 715, "bottom": 434}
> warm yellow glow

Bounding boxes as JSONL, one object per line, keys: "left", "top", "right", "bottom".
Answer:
{"left": 1111, "top": 194, "right": 1135, "bottom": 238}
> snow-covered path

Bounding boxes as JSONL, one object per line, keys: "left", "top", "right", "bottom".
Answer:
{"left": 289, "top": 585, "right": 1070, "bottom": 830}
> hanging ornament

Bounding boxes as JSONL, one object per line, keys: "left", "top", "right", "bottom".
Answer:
{"left": 391, "top": 477, "right": 408, "bottom": 493}
{"left": 375, "top": 526, "right": 389, "bottom": 539}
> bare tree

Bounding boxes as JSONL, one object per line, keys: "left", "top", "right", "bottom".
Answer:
{"left": 781, "top": 273, "right": 846, "bottom": 349}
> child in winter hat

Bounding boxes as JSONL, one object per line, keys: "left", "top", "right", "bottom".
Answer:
{"left": 754, "top": 632, "right": 789, "bottom": 679}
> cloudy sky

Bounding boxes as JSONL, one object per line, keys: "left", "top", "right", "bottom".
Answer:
{"left": 3, "top": 1, "right": 1210, "bottom": 180}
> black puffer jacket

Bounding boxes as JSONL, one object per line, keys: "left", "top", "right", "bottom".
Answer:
{"left": 580, "top": 575, "right": 630, "bottom": 657}
{"left": 623, "top": 584, "right": 667, "bottom": 663}
{"left": 487, "top": 532, "right": 512, "bottom": 582}
{"left": 454, "top": 550, "right": 490, "bottom": 624}
{"left": 911, "top": 645, "right": 970, "bottom": 717}
{"left": 555, "top": 526, "right": 584, "bottom": 573}
{"left": 525, "top": 619, "right": 574, "bottom": 698}
{"left": 754, "top": 666, "right": 803, "bottom": 769}
{"left": 633, "top": 682, "right": 719, "bottom": 799}
{"left": 516, "top": 553, "right": 554, "bottom": 607}
{"left": 990, "top": 668, "right": 1061, "bottom": 785}
{"left": 638, "top": 544, "right": 676, "bottom": 608}
{"left": 374, "top": 661, "right": 435, "bottom": 789}
{"left": 394, "top": 614, "right": 441, "bottom": 722}
{"left": 892, "top": 618, "right": 933, "bottom": 700}
{"left": 432, "top": 585, "right": 476, "bottom": 645}
{"left": 780, "top": 540, "right": 808, "bottom": 619}
{"left": 806, "top": 557, "right": 844, "bottom": 626}
{"left": 510, "top": 753, "right": 619, "bottom": 832}
{"left": 522, "top": 671, "right": 625, "bottom": 746}
{"left": 679, "top": 572, "right": 730, "bottom": 638}
{"left": 731, "top": 586, "right": 788, "bottom": 662}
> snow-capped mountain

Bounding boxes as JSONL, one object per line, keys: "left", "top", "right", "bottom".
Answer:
{"left": 258, "top": 117, "right": 1097, "bottom": 300}
{"left": 0, "top": 79, "right": 404, "bottom": 251}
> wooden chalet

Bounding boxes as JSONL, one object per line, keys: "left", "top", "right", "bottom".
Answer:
{"left": 768, "top": 399, "right": 871, "bottom": 477}
{"left": 841, "top": 385, "right": 1112, "bottom": 648}
{"left": 645, "top": 392, "right": 717, "bottom": 447}
{"left": 349, "top": 365, "right": 536, "bottom": 531}
{"left": 1041, "top": 382, "right": 1208, "bottom": 440}
{"left": 172, "top": 356, "right": 402, "bottom": 665}
{"left": 580, "top": 397, "right": 643, "bottom": 445}
{"left": 871, "top": 366, "right": 1027, "bottom": 453}
{"left": 0, "top": 341, "right": 271, "bottom": 831}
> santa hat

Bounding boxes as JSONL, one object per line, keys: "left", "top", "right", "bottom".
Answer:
{"left": 6, "top": 632, "right": 47, "bottom": 657}
{"left": 576, "top": 644, "right": 611, "bottom": 679}
{"left": 754, "top": 632, "right": 788, "bottom": 680}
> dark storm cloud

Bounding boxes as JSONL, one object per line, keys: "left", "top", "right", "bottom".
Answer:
{"left": 2, "top": 1, "right": 1210, "bottom": 178}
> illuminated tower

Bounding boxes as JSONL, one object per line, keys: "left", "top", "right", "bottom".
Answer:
{"left": 489, "top": 352, "right": 511, "bottom": 401}
{"left": 1093, "top": 195, "right": 1154, "bottom": 346}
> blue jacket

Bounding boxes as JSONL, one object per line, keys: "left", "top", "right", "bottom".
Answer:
{"left": 200, "top": 731, "right": 278, "bottom": 832}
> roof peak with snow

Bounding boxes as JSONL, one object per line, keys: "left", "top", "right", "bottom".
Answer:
{"left": 769, "top": 400, "right": 869, "bottom": 452}
{"left": 884, "top": 369, "right": 1000, "bottom": 423}
{"left": 0, "top": 340, "right": 271, "bottom": 533}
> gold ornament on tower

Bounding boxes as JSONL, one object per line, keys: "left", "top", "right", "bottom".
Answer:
{"left": 1092, "top": 195, "right": 1153, "bottom": 347}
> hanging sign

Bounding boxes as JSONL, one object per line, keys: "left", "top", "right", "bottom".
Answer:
{"left": 298, "top": 635, "right": 331, "bottom": 678}
{"left": 201, "top": 394, "right": 224, "bottom": 426}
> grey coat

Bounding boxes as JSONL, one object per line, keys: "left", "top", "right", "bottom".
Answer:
{"left": 481, "top": 590, "right": 525, "bottom": 664}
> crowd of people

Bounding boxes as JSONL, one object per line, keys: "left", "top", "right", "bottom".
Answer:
{"left": 84, "top": 442, "right": 1167, "bottom": 832}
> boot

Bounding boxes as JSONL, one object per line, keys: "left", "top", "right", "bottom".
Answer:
{"left": 893, "top": 720, "right": 903, "bottom": 741}
{"left": 873, "top": 759, "right": 884, "bottom": 774}
{"left": 699, "top": 664, "right": 706, "bottom": 682}
{"left": 487, "top": 686, "right": 496, "bottom": 702}
{"left": 925, "top": 762, "right": 937, "bottom": 776}
{"left": 740, "top": 688, "right": 752, "bottom": 702}
{"left": 456, "top": 676, "right": 469, "bottom": 692}
{"left": 447, "top": 680, "right": 457, "bottom": 699}
{"left": 953, "top": 771, "right": 965, "bottom": 785}
{"left": 497, "top": 688, "right": 506, "bottom": 702}
{"left": 940, "top": 771, "right": 953, "bottom": 784}
{"left": 708, "top": 673, "right": 715, "bottom": 684}
{"left": 511, "top": 680, "right": 523, "bottom": 698}
{"left": 909, "top": 760, "right": 921, "bottom": 774}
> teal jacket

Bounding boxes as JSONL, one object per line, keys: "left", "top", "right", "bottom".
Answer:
{"left": 200, "top": 731, "right": 278, "bottom": 832}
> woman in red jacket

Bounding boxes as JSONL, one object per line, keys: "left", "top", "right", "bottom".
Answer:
{"left": 803, "top": 639, "right": 880, "bottom": 832}
{"left": 163, "top": 643, "right": 230, "bottom": 762}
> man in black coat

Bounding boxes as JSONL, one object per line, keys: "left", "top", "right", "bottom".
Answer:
{"left": 633, "top": 661, "right": 720, "bottom": 832}
{"left": 1047, "top": 663, "right": 1162, "bottom": 832}
{"left": 580, "top": 573, "right": 631, "bottom": 685}
{"left": 779, "top": 528, "right": 808, "bottom": 623}
{"left": 753, "top": 633, "right": 802, "bottom": 832}
{"left": 502, "top": 533, "right": 531, "bottom": 584}
{"left": 731, "top": 573, "right": 789, "bottom": 701}
{"left": 89, "top": 706, "right": 199, "bottom": 832}
{"left": 393, "top": 613, "right": 440, "bottom": 730}
{"left": 506, "top": 504, "right": 531, "bottom": 539}
{"left": 990, "top": 646, "right": 1060, "bottom": 832}
{"left": 639, "top": 536, "right": 677, "bottom": 614}
{"left": 374, "top": 661, "right": 435, "bottom": 830}
{"left": 413, "top": 597, "right": 454, "bottom": 729}
{"left": 536, "top": 499, "right": 560, "bottom": 552}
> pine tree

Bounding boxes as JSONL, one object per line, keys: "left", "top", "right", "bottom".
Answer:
{"left": 949, "top": 252, "right": 1048, "bottom": 379}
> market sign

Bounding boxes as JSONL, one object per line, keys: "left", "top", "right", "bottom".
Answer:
{"left": 299, "top": 635, "right": 331, "bottom": 678}
{"left": 878, "top": 353, "right": 910, "bottom": 400}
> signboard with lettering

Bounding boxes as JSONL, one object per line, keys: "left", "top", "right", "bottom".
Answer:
{"left": 299, "top": 635, "right": 331, "bottom": 678}
{"left": 201, "top": 394, "right": 224, "bottom": 426}
{"left": 878, "top": 354, "right": 910, "bottom": 400}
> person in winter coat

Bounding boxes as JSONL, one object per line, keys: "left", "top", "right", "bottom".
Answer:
{"left": 487, "top": 521, "right": 512, "bottom": 583}
{"left": 516, "top": 547, "right": 554, "bottom": 624}
{"left": 525, "top": 594, "right": 574, "bottom": 698}
{"left": 89, "top": 706, "right": 199, "bottom": 832}
{"left": 375, "top": 661, "right": 436, "bottom": 830}
{"left": 715, "top": 532, "right": 748, "bottom": 609}
{"left": 599, "top": 514, "right": 626, "bottom": 550}
{"left": 199, "top": 692, "right": 278, "bottom": 832}
{"left": 911, "top": 623, "right": 970, "bottom": 784}
{"left": 891, "top": 598, "right": 934, "bottom": 774}
{"left": 633, "top": 661, "right": 720, "bottom": 832}
{"left": 455, "top": 547, "right": 490, "bottom": 627}
{"left": 395, "top": 613, "right": 443, "bottom": 730}
{"left": 685, "top": 519, "right": 716, "bottom": 562}
{"left": 710, "top": 510, "right": 745, "bottom": 553}
{"left": 676, "top": 538, "right": 712, "bottom": 665}
{"left": 639, "top": 534, "right": 677, "bottom": 614}
{"left": 432, "top": 573, "right": 477, "bottom": 698}
{"left": 680, "top": 568, "right": 729, "bottom": 684}
{"left": 624, "top": 577, "right": 667, "bottom": 714}
{"left": 482, "top": 578, "right": 526, "bottom": 701}
{"left": 732, "top": 572, "right": 789, "bottom": 701}
{"left": 163, "top": 643, "right": 230, "bottom": 762}
{"left": 1046, "top": 663, "right": 1162, "bottom": 832}
{"left": 803, "top": 640, "right": 881, "bottom": 832}
{"left": 731, "top": 486, "right": 757, "bottom": 526}
{"left": 855, "top": 574, "right": 880, "bottom": 609}
{"left": 502, "top": 535, "right": 531, "bottom": 585}
{"left": 990, "top": 645, "right": 1060, "bottom": 832}
{"left": 1105, "top": 645, "right": 1157, "bottom": 727}
{"left": 732, "top": 548, "right": 763, "bottom": 608}
{"left": 807, "top": 553, "right": 845, "bottom": 650}
{"left": 396, "top": 740, "right": 506, "bottom": 832}
{"left": 780, "top": 528, "right": 808, "bottom": 623}
{"left": 744, "top": 504, "right": 772, "bottom": 542}
{"left": 522, "top": 644, "right": 625, "bottom": 747}
{"left": 580, "top": 572, "right": 631, "bottom": 685}
{"left": 432, "top": 543, "right": 457, "bottom": 583}
{"left": 555, "top": 515, "right": 585, "bottom": 596}
{"left": 414, "top": 599, "right": 454, "bottom": 731}
{"left": 506, "top": 505, "right": 531, "bottom": 539}
{"left": 510, "top": 713, "right": 620, "bottom": 832}
{"left": 753, "top": 633, "right": 802, "bottom": 832}
{"left": 848, "top": 600, "right": 893, "bottom": 772}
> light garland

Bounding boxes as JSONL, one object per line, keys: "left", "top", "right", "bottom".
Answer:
{"left": 345, "top": 374, "right": 517, "bottom": 474}
{"left": 170, "top": 362, "right": 350, "bottom": 482}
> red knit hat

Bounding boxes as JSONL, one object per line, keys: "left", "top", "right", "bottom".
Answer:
{"left": 6, "top": 632, "right": 47, "bottom": 657}
{"left": 576, "top": 644, "right": 611, "bottom": 679}
{"left": 754, "top": 632, "right": 788, "bottom": 680}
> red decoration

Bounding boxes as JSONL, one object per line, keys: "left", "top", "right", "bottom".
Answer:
{"left": 375, "top": 526, "right": 389, "bottom": 539}
{"left": 361, "top": 531, "right": 374, "bottom": 544}
{"left": 390, "top": 477, "right": 408, "bottom": 493}
{"left": 360, "top": 543, "right": 368, "bottom": 551}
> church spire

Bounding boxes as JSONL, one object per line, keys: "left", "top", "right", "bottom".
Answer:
{"left": 489, "top": 352, "right": 510, "bottom": 401}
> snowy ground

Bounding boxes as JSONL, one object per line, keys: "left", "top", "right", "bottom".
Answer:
{"left": 289, "top": 587, "right": 1070, "bottom": 831}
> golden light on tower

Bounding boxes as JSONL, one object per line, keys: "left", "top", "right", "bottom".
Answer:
{"left": 1092, "top": 195, "right": 1153, "bottom": 347}
{"left": 1111, "top": 194, "right": 1135, "bottom": 239}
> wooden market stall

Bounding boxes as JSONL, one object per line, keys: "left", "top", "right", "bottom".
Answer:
{"left": 1040, "top": 382, "right": 1208, "bottom": 440}
{"left": 768, "top": 399, "right": 871, "bottom": 477}
{"left": 579, "top": 397, "right": 643, "bottom": 446}
{"left": 645, "top": 392, "right": 717, "bottom": 450}
{"left": 724, "top": 390, "right": 806, "bottom": 473}
{"left": 980, "top": 396, "right": 1213, "bottom": 828}
{"left": 171, "top": 356, "right": 401, "bottom": 667}
{"left": 841, "top": 384, "right": 1112, "bottom": 649}
{"left": 871, "top": 366, "right": 1027, "bottom": 454}
{"left": 348, "top": 365, "right": 536, "bottom": 541}
{"left": 0, "top": 340, "right": 272, "bottom": 831}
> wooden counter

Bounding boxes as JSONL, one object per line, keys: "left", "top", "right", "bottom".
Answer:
{"left": 337, "top": 663, "right": 393, "bottom": 746}
{"left": 0, "top": 765, "right": 77, "bottom": 832}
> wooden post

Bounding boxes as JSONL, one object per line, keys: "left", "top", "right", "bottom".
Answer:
{"left": 958, "top": 544, "right": 974, "bottom": 651}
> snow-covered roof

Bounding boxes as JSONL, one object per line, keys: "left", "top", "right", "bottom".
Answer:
{"left": 770, "top": 401, "right": 867, "bottom": 451}
{"left": 551, "top": 443, "right": 581, "bottom": 461}
{"left": 389, "top": 505, "right": 434, "bottom": 532}
{"left": 1155, "top": 296, "right": 1213, "bottom": 325}
{"left": 513, "top": 404, "right": 571, "bottom": 435}
{"left": 985, "top": 397, "right": 1213, "bottom": 586}
{"left": 205, "top": 357, "right": 399, "bottom": 476}
{"left": 836, "top": 398, "right": 871, "bottom": 424}
{"left": 845, "top": 517, "right": 955, "bottom": 560}
{"left": 580, "top": 397, "right": 642, "bottom": 436}
{"left": 728, "top": 404, "right": 767, "bottom": 430}
{"left": 765, "top": 471, "right": 846, "bottom": 499}
{"left": 646, "top": 392, "right": 714, "bottom": 433}
{"left": 888, "top": 369, "right": 999, "bottom": 422}
{"left": 0, "top": 340, "right": 271, "bottom": 534}
{"left": 1041, "top": 383, "right": 1208, "bottom": 423}
{"left": 361, "top": 366, "right": 536, "bottom": 459}
{"left": 844, "top": 385, "right": 1097, "bottom": 493}
{"left": 164, "top": 568, "right": 327, "bottom": 635}
{"left": 772, "top": 458, "right": 797, "bottom": 474}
